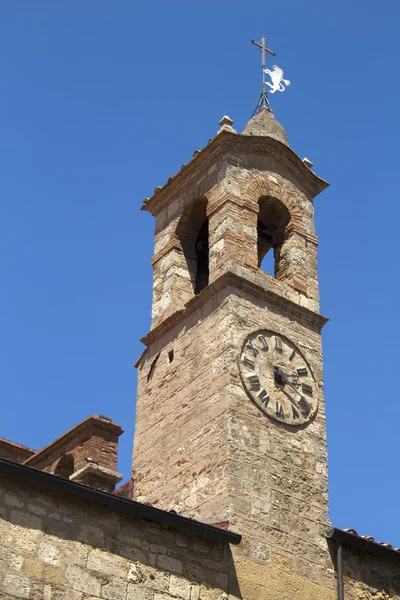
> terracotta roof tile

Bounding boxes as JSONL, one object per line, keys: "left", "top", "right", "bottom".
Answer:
{"left": 342, "top": 528, "right": 400, "bottom": 552}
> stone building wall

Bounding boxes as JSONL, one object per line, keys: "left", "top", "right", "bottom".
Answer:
{"left": 0, "top": 471, "right": 233, "bottom": 600}
{"left": 340, "top": 545, "right": 400, "bottom": 599}
{"left": 2, "top": 469, "right": 400, "bottom": 600}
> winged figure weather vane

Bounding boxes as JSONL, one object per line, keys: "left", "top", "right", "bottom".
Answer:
{"left": 251, "top": 35, "right": 290, "bottom": 115}
{"left": 264, "top": 65, "right": 291, "bottom": 94}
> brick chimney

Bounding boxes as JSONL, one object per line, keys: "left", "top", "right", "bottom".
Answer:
{"left": 23, "top": 415, "right": 123, "bottom": 492}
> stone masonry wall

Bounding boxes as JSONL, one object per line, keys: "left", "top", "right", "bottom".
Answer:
{"left": 133, "top": 286, "right": 233, "bottom": 517}
{"left": 0, "top": 473, "right": 231, "bottom": 600}
{"left": 226, "top": 286, "right": 335, "bottom": 599}
{"left": 340, "top": 545, "right": 400, "bottom": 599}
{"left": 133, "top": 278, "right": 336, "bottom": 600}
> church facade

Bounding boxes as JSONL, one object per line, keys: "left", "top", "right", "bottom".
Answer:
{"left": 1, "top": 106, "right": 400, "bottom": 600}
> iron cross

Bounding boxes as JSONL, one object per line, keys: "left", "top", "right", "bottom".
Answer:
{"left": 251, "top": 35, "right": 276, "bottom": 112}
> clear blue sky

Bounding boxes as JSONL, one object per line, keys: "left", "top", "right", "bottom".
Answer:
{"left": 1, "top": 1, "right": 399, "bottom": 545}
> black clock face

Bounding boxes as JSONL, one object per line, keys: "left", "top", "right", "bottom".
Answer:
{"left": 238, "top": 330, "right": 318, "bottom": 426}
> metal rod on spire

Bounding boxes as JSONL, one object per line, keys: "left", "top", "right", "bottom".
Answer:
{"left": 251, "top": 35, "right": 276, "bottom": 115}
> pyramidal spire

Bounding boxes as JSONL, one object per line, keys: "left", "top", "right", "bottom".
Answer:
{"left": 242, "top": 106, "right": 288, "bottom": 145}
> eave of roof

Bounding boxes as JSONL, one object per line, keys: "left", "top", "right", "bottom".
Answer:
{"left": 0, "top": 458, "right": 241, "bottom": 546}
{"left": 141, "top": 130, "right": 329, "bottom": 216}
{"left": 326, "top": 527, "right": 400, "bottom": 561}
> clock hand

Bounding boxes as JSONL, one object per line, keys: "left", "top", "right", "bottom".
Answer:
{"left": 274, "top": 366, "right": 299, "bottom": 392}
{"left": 283, "top": 375, "right": 302, "bottom": 397}
{"left": 277, "top": 369, "right": 299, "bottom": 381}
{"left": 274, "top": 366, "right": 312, "bottom": 416}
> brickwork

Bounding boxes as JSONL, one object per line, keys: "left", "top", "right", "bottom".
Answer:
{"left": 18, "top": 415, "right": 124, "bottom": 491}
{"left": 24, "top": 416, "right": 122, "bottom": 476}
{"left": 0, "top": 438, "right": 35, "bottom": 463}
{"left": 145, "top": 130, "right": 327, "bottom": 328}
{"left": 0, "top": 472, "right": 232, "bottom": 600}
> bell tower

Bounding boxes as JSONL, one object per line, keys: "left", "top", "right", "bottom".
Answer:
{"left": 133, "top": 105, "right": 335, "bottom": 597}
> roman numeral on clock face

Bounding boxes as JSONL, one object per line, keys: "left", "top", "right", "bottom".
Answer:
{"left": 258, "top": 389, "right": 270, "bottom": 408}
{"left": 302, "top": 383, "right": 313, "bottom": 396}
{"left": 257, "top": 334, "right": 269, "bottom": 351}
{"left": 297, "top": 367, "right": 308, "bottom": 377}
{"left": 246, "top": 341, "right": 259, "bottom": 357}
{"left": 292, "top": 405, "right": 300, "bottom": 419}
{"left": 275, "top": 402, "right": 285, "bottom": 418}
{"left": 247, "top": 375, "right": 261, "bottom": 391}
{"left": 241, "top": 355, "right": 255, "bottom": 369}
{"left": 298, "top": 396, "right": 312, "bottom": 416}
{"left": 275, "top": 337, "right": 283, "bottom": 353}
{"left": 289, "top": 349, "right": 296, "bottom": 361}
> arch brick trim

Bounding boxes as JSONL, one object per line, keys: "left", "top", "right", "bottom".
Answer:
{"left": 242, "top": 174, "right": 303, "bottom": 224}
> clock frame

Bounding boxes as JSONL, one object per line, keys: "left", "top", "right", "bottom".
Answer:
{"left": 238, "top": 329, "right": 318, "bottom": 426}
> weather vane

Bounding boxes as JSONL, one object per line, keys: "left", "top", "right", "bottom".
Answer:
{"left": 251, "top": 35, "right": 291, "bottom": 116}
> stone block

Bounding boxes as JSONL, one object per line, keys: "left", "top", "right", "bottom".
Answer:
{"left": 13, "top": 534, "right": 37, "bottom": 555}
{"left": 87, "top": 548, "right": 127, "bottom": 579}
{"left": 70, "top": 542, "right": 89, "bottom": 567}
{"left": 1, "top": 574, "right": 31, "bottom": 598}
{"left": 127, "top": 585, "right": 154, "bottom": 600}
{"left": 23, "top": 556, "right": 43, "bottom": 579}
{"left": 101, "top": 580, "right": 127, "bottom": 600}
{"left": 154, "top": 594, "right": 174, "bottom": 600}
{"left": 38, "top": 542, "right": 61, "bottom": 566}
{"left": 157, "top": 554, "right": 183, "bottom": 575}
{"left": 5, "top": 494, "right": 24, "bottom": 508}
{"left": 65, "top": 591, "right": 83, "bottom": 600}
{"left": 42, "top": 565, "right": 63, "bottom": 585}
{"left": 151, "top": 569, "right": 172, "bottom": 591}
{"left": 11, "top": 510, "right": 42, "bottom": 530}
{"left": 169, "top": 575, "right": 191, "bottom": 600}
{"left": 65, "top": 565, "right": 101, "bottom": 596}
{"left": 9, "top": 553, "right": 24, "bottom": 571}
{"left": 78, "top": 524, "right": 105, "bottom": 547}
{"left": 27, "top": 503, "right": 47, "bottom": 516}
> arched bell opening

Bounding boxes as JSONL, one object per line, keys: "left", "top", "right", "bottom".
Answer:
{"left": 258, "top": 196, "right": 291, "bottom": 277}
{"left": 54, "top": 453, "right": 75, "bottom": 479}
{"left": 176, "top": 198, "right": 209, "bottom": 295}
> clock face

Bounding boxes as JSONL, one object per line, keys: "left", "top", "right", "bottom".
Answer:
{"left": 238, "top": 330, "right": 318, "bottom": 426}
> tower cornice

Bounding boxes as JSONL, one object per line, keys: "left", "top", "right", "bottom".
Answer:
{"left": 139, "top": 269, "right": 328, "bottom": 353}
{"left": 141, "top": 130, "right": 329, "bottom": 217}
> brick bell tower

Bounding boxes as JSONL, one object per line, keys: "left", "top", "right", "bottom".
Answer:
{"left": 133, "top": 103, "right": 336, "bottom": 596}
